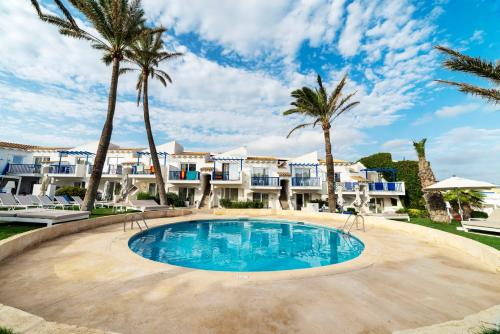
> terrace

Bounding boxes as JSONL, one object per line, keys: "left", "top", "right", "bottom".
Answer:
{"left": 289, "top": 163, "right": 321, "bottom": 189}
{"left": 250, "top": 176, "right": 280, "bottom": 188}
{"left": 4, "top": 163, "right": 41, "bottom": 175}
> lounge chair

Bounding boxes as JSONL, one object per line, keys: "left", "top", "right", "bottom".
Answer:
{"left": 127, "top": 199, "right": 169, "bottom": 212}
{"left": 71, "top": 196, "right": 84, "bottom": 209}
{"left": 462, "top": 209, "right": 500, "bottom": 234}
{"left": 54, "top": 196, "right": 75, "bottom": 210}
{"left": 27, "top": 195, "right": 43, "bottom": 207}
{"left": 37, "top": 195, "right": 59, "bottom": 209}
{"left": 0, "top": 208, "right": 90, "bottom": 227}
{"left": 0, "top": 193, "right": 22, "bottom": 210}
{"left": 15, "top": 195, "right": 42, "bottom": 209}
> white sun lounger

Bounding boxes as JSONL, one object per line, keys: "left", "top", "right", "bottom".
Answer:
{"left": 27, "top": 195, "right": 43, "bottom": 207}
{"left": 0, "top": 193, "right": 23, "bottom": 210}
{"left": 0, "top": 208, "right": 90, "bottom": 226}
{"left": 127, "top": 199, "right": 169, "bottom": 212}
{"left": 15, "top": 195, "right": 42, "bottom": 209}
{"left": 54, "top": 196, "right": 75, "bottom": 210}
{"left": 37, "top": 195, "right": 60, "bottom": 209}
{"left": 71, "top": 196, "right": 84, "bottom": 209}
{"left": 462, "top": 209, "right": 500, "bottom": 234}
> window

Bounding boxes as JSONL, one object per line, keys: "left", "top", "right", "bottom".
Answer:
{"left": 252, "top": 167, "right": 268, "bottom": 176}
{"left": 12, "top": 155, "right": 24, "bottom": 164}
{"left": 179, "top": 187, "right": 195, "bottom": 205}
{"left": 252, "top": 192, "right": 269, "bottom": 207}
{"left": 34, "top": 157, "right": 50, "bottom": 165}
{"left": 334, "top": 173, "right": 341, "bottom": 182}
{"left": 181, "top": 163, "right": 196, "bottom": 172}
{"left": 221, "top": 188, "right": 238, "bottom": 201}
{"left": 390, "top": 198, "right": 398, "bottom": 206}
{"left": 294, "top": 168, "right": 310, "bottom": 178}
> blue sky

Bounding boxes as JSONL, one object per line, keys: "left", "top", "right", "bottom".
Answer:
{"left": 0, "top": 0, "right": 498, "bottom": 182}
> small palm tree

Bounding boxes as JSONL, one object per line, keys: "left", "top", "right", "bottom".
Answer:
{"left": 443, "top": 189, "right": 484, "bottom": 220}
{"left": 435, "top": 46, "right": 500, "bottom": 104}
{"left": 413, "top": 139, "right": 450, "bottom": 223}
{"left": 31, "top": 0, "right": 148, "bottom": 211}
{"left": 121, "top": 29, "right": 182, "bottom": 205}
{"left": 284, "top": 74, "right": 359, "bottom": 213}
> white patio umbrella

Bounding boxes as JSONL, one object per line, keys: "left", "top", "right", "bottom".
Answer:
{"left": 336, "top": 183, "right": 344, "bottom": 209}
{"left": 424, "top": 176, "right": 497, "bottom": 221}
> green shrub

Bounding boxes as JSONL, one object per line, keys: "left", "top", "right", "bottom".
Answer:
{"left": 136, "top": 192, "right": 156, "bottom": 201}
{"left": 219, "top": 199, "right": 264, "bottom": 209}
{"left": 407, "top": 208, "right": 429, "bottom": 218}
{"left": 165, "top": 192, "right": 185, "bottom": 207}
{"left": 396, "top": 208, "right": 407, "bottom": 214}
{"left": 471, "top": 211, "right": 488, "bottom": 219}
{"left": 345, "top": 207, "right": 358, "bottom": 214}
{"left": 219, "top": 198, "right": 232, "bottom": 208}
{"left": 55, "top": 186, "right": 86, "bottom": 198}
{"left": 0, "top": 327, "right": 17, "bottom": 334}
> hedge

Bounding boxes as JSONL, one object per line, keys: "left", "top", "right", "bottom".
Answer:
{"left": 55, "top": 186, "right": 86, "bottom": 198}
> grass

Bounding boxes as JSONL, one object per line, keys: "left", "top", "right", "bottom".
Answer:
{"left": 408, "top": 218, "right": 500, "bottom": 250}
{"left": 0, "top": 207, "right": 133, "bottom": 241}
{"left": 0, "top": 327, "right": 17, "bottom": 334}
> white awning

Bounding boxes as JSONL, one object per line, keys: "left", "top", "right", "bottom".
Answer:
{"left": 424, "top": 176, "right": 497, "bottom": 191}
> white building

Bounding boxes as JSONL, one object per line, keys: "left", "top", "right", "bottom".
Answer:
{"left": 0, "top": 141, "right": 406, "bottom": 213}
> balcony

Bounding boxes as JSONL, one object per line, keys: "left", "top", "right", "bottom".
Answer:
{"left": 49, "top": 165, "right": 76, "bottom": 174}
{"left": 211, "top": 171, "right": 242, "bottom": 184}
{"left": 250, "top": 176, "right": 280, "bottom": 188}
{"left": 368, "top": 182, "right": 404, "bottom": 193}
{"left": 291, "top": 177, "right": 321, "bottom": 188}
{"left": 6, "top": 164, "right": 41, "bottom": 175}
{"left": 338, "top": 182, "right": 358, "bottom": 192}
{"left": 87, "top": 165, "right": 123, "bottom": 175}
{"left": 168, "top": 170, "right": 200, "bottom": 183}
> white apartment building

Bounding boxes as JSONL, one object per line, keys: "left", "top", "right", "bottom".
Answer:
{"left": 0, "top": 141, "right": 406, "bottom": 213}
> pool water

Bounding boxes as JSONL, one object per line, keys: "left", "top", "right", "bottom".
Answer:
{"left": 128, "top": 219, "right": 364, "bottom": 272}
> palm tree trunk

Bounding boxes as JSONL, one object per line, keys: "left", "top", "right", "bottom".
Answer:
{"left": 142, "top": 74, "right": 168, "bottom": 205}
{"left": 322, "top": 123, "right": 336, "bottom": 213}
{"left": 82, "top": 57, "right": 120, "bottom": 212}
{"left": 417, "top": 159, "right": 450, "bottom": 223}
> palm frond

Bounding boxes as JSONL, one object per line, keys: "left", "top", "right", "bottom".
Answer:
{"left": 286, "top": 123, "right": 314, "bottom": 138}
{"left": 435, "top": 80, "right": 500, "bottom": 104}
{"left": 413, "top": 139, "right": 427, "bottom": 159}
{"left": 435, "top": 45, "right": 500, "bottom": 84}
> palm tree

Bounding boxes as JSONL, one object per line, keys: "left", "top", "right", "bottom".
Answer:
{"left": 443, "top": 189, "right": 484, "bottom": 220}
{"left": 284, "top": 74, "right": 359, "bottom": 213}
{"left": 435, "top": 46, "right": 500, "bottom": 104}
{"left": 121, "top": 29, "right": 182, "bottom": 205}
{"left": 413, "top": 139, "right": 450, "bottom": 223}
{"left": 31, "top": 0, "right": 148, "bottom": 211}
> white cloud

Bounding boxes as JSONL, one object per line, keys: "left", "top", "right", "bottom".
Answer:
{"left": 470, "top": 30, "right": 485, "bottom": 44}
{"left": 435, "top": 103, "right": 479, "bottom": 118}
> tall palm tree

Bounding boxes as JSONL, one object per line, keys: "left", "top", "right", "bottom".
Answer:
{"left": 435, "top": 46, "right": 500, "bottom": 104}
{"left": 413, "top": 139, "right": 450, "bottom": 223}
{"left": 284, "top": 74, "right": 359, "bottom": 213}
{"left": 121, "top": 29, "right": 182, "bottom": 205}
{"left": 31, "top": 0, "right": 148, "bottom": 211}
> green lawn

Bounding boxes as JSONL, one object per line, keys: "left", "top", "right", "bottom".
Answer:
{"left": 408, "top": 218, "right": 500, "bottom": 250}
{"left": 0, "top": 207, "right": 131, "bottom": 241}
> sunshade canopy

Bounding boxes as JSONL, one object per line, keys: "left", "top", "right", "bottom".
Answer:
{"left": 424, "top": 176, "right": 497, "bottom": 191}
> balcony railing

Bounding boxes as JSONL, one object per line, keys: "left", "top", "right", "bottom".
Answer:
{"left": 87, "top": 165, "right": 123, "bottom": 175}
{"left": 7, "top": 164, "right": 41, "bottom": 174}
{"left": 339, "top": 182, "right": 358, "bottom": 191}
{"left": 169, "top": 170, "right": 200, "bottom": 181}
{"left": 49, "top": 165, "right": 75, "bottom": 174}
{"left": 131, "top": 165, "right": 152, "bottom": 175}
{"left": 212, "top": 171, "right": 240, "bottom": 181}
{"left": 291, "top": 177, "right": 320, "bottom": 187}
{"left": 251, "top": 176, "right": 279, "bottom": 187}
{"left": 368, "top": 182, "right": 404, "bottom": 192}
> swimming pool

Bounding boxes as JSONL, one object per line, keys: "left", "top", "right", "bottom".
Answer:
{"left": 128, "top": 219, "right": 364, "bottom": 272}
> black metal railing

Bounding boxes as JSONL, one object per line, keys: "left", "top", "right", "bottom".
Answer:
{"left": 7, "top": 164, "right": 41, "bottom": 174}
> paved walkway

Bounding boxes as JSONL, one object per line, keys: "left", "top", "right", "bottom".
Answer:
{"left": 0, "top": 214, "right": 498, "bottom": 334}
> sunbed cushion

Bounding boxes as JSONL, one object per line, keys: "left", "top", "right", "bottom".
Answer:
{"left": 0, "top": 211, "right": 20, "bottom": 217}
{"left": 16, "top": 210, "right": 90, "bottom": 220}
{"left": 463, "top": 220, "right": 500, "bottom": 229}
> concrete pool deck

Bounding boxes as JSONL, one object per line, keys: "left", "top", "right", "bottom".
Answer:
{"left": 0, "top": 212, "right": 499, "bottom": 333}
